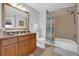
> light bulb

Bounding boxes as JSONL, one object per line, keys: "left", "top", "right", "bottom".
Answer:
{"left": 18, "top": 5, "right": 22, "bottom": 9}
{"left": 10, "top": 3, "right": 17, "bottom": 7}
{"left": 22, "top": 7, "right": 26, "bottom": 11}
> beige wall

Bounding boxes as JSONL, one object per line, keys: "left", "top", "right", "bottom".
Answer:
{"left": 55, "top": 12, "right": 75, "bottom": 40}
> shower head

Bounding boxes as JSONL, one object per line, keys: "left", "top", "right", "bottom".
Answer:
{"left": 71, "top": 11, "right": 74, "bottom": 14}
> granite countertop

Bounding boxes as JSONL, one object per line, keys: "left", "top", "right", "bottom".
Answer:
{"left": 0, "top": 33, "right": 35, "bottom": 40}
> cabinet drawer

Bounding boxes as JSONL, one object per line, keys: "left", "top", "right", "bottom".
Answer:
{"left": 18, "top": 35, "right": 30, "bottom": 41}
{"left": 30, "top": 34, "right": 36, "bottom": 38}
{"left": 2, "top": 38, "right": 18, "bottom": 46}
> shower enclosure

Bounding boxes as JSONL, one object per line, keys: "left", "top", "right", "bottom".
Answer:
{"left": 55, "top": 7, "right": 77, "bottom": 55}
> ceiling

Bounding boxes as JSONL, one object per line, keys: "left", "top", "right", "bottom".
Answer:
{"left": 26, "top": 3, "right": 75, "bottom": 12}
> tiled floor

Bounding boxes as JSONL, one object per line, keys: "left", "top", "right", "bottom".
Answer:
{"left": 29, "top": 44, "right": 77, "bottom": 56}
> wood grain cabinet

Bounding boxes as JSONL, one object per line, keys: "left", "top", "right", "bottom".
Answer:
{"left": 0, "top": 33, "right": 36, "bottom": 56}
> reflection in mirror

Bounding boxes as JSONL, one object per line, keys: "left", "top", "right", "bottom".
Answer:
{"left": 5, "top": 16, "right": 15, "bottom": 28}
{"left": 19, "top": 20, "right": 24, "bottom": 26}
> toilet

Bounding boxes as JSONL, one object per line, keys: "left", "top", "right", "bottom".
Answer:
{"left": 36, "top": 33, "right": 45, "bottom": 48}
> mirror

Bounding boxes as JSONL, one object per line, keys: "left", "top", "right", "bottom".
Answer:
{"left": 3, "top": 4, "right": 29, "bottom": 30}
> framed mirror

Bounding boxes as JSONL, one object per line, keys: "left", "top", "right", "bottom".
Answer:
{"left": 2, "top": 3, "right": 29, "bottom": 30}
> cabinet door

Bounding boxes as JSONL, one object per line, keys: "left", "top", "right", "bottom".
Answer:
{"left": 30, "top": 37, "right": 36, "bottom": 52}
{"left": 0, "top": 46, "right": 1, "bottom": 56}
{"left": 2, "top": 43, "right": 18, "bottom": 56}
{"left": 25, "top": 40, "right": 30, "bottom": 55}
{"left": 18, "top": 40, "right": 29, "bottom": 56}
{"left": 0, "top": 45, "right": 1, "bottom": 56}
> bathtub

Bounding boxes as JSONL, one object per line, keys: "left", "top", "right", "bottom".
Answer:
{"left": 55, "top": 38, "right": 77, "bottom": 53}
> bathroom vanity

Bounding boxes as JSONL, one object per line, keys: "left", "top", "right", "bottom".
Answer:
{"left": 0, "top": 33, "right": 36, "bottom": 56}
{"left": 0, "top": 4, "right": 36, "bottom": 56}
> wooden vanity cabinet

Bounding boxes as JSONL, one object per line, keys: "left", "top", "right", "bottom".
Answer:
{"left": 0, "top": 33, "right": 36, "bottom": 56}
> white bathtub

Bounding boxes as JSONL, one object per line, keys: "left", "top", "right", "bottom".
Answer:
{"left": 55, "top": 38, "right": 77, "bottom": 53}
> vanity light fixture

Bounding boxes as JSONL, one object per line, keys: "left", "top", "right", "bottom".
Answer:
{"left": 9, "top": 3, "right": 27, "bottom": 11}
